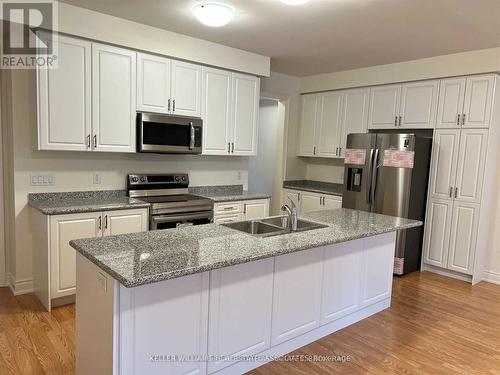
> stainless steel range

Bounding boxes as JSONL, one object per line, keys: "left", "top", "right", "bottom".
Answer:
{"left": 128, "top": 173, "right": 214, "bottom": 230}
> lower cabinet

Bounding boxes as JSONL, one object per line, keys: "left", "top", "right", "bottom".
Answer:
{"left": 271, "top": 247, "right": 323, "bottom": 345}
{"left": 300, "top": 192, "right": 323, "bottom": 213}
{"left": 208, "top": 258, "right": 274, "bottom": 373}
{"left": 213, "top": 198, "right": 269, "bottom": 224}
{"left": 282, "top": 189, "right": 301, "bottom": 213}
{"left": 286, "top": 189, "right": 343, "bottom": 214}
{"left": 243, "top": 200, "right": 269, "bottom": 219}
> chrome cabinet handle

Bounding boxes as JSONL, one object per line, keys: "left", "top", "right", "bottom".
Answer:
{"left": 398, "top": 116, "right": 402, "bottom": 127}
{"left": 313, "top": 146, "right": 316, "bottom": 155}
{"left": 104, "top": 215, "right": 108, "bottom": 229}
{"left": 93, "top": 135, "right": 97, "bottom": 148}
{"left": 243, "top": 204, "right": 246, "bottom": 214}
{"left": 395, "top": 116, "right": 398, "bottom": 126}
{"left": 98, "top": 216, "right": 102, "bottom": 230}
{"left": 462, "top": 114, "right": 466, "bottom": 126}
{"left": 189, "top": 122, "right": 195, "bottom": 150}
{"left": 86, "top": 134, "right": 90, "bottom": 148}
{"left": 298, "top": 193, "right": 301, "bottom": 201}
{"left": 454, "top": 187, "right": 458, "bottom": 198}
{"left": 172, "top": 99, "right": 176, "bottom": 112}
{"left": 231, "top": 142, "right": 234, "bottom": 153}
{"left": 168, "top": 99, "right": 171, "bottom": 113}
{"left": 228, "top": 142, "right": 231, "bottom": 153}
{"left": 457, "top": 114, "right": 461, "bottom": 126}
{"left": 449, "top": 187, "right": 453, "bottom": 198}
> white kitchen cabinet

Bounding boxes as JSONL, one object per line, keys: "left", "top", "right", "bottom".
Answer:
{"left": 428, "top": 130, "right": 461, "bottom": 200}
{"left": 243, "top": 199, "right": 270, "bottom": 220}
{"left": 136, "top": 53, "right": 171, "bottom": 114}
{"left": 208, "top": 258, "right": 274, "bottom": 373}
{"left": 231, "top": 73, "right": 259, "bottom": 155}
{"left": 300, "top": 192, "right": 322, "bottom": 213}
{"left": 321, "top": 240, "right": 362, "bottom": 324}
{"left": 340, "top": 88, "right": 370, "bottom": 156}
{"left": 423, "top": 198, "right": 453, "bottom": 268}
{"left": 171, "top": 60, "right": 202, "bottom": 117}
{"left": 37, "top": 32, "right": 92, "bottom": 151}
{"left": 436, "top": 77, "right": 467, "bottom": 129}
{"left": 399, "top": 80, "right": 438, "bottom": 129}
{"left": 92, "top": 43, "right": 136, "bottom": 153}
{"left": 202, "top": 67, "right": 232, "bottom": 155}
{"left": 316, "top": 91, "right": 343, "bottom": 157}
{"left": 323, "top": 195, "right": 342, "bottom": 210}
{"left": 214, "top": 214, "right": 242, "bottom": 224}
{"left": 368, "top": 84, "right": 401, "bottom": 129}
{"left": 298, "top": 94, "right": 319, "bottom": 156}
{"left": 103, "top": 209, "right": 148, "bottom": 236}
{"left": 282, "top": 189, "right": 301, "bottom": 212}
{"left": 271, "top": 247, "right": 323, "bottom": 346}
{"left": 462, "top": 75, "right": 495, "bottom": 129}
{"left": 447, "top": 202, "right": 480, "bottom": 275}
{"left": 454, "top": 129, "right": 488, "bottom": 204}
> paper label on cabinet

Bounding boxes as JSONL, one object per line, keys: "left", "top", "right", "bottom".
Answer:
{"left": 344, "top": 149, "right": 366, "bottom": 165}
{"left": 383, "top": 149, "right": 415, "bottom": 169}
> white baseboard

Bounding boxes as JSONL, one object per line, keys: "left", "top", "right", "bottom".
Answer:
{"left": 0, "top": 272, "right": 7, "bottom": 287}
{"left": 482, "top": 270, "right": 500, "bottom": 285}
{"left": 213, "top": 299, "right": 390, "bottom": 375}
{"left": 8, "top": 273, "right": 34, "bottom": 295}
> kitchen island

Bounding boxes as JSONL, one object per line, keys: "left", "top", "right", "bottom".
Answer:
{"left": 70, "top": 208, "right": 421, "bottom": 375}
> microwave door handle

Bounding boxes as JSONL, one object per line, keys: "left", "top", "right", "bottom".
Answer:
{"left": 366, "top": 149, "right": 374, "bottom": 204}
{"left": 189, "top": 122, "right": 195, "bottom": 150}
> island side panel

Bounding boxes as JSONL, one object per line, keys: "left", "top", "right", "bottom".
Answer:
{"left": 75, "top": 252, "right": 116, "bottom": 375}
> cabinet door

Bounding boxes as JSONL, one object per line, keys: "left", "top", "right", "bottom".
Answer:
{"left": 340, "top": 88, "right": 369, "bottom": 156}
{"left": 423, "top": 198, "right": 453, "bottom": 268}
{"left": 271, "top": 247, "right": 323, "bottom": 346}
{"left": 300, "top": 192, "right": 322, "bottom": 213}
{"left": 136, "top": 53, "right": 171, "bottom": 114}
{"left": 321, "top": 239, "right": 363, "bottom": 324}
{"left": 103, "top": 209, "right": 148, "bottom": 236}
{"left": 399, "top": 80, "right": 438, "bottom": 129}
{"left": 208, "top": 259, "right": 274, "bottom": 373}
{"left": 202, "top": 67, "right": 231, "bottom": 155}
{"left": 231, "top": 73, "right": 259, "bottom": 155}
{"left": 436, "top": 77, "right": 466, "bottom": 129}
{"left": 368, "top": 84, "right": 401, "bottom": 129}
{"left": 447, "top": 202, "right": 480, "bottom": 275}
{"left": 428, "top": 130, "right": 460, "bottom": 200}
{"left": 171, "top": 60, "right": 202, "bottom": 117}
{"left": 92, "top": 44, "right": 136, "bottom": 153}
{"left": 283, "top": 189, "right": 301, "bottom": 213}
{"left": 37, "top": 32, "right": 91, "bottom": 151}
{"left": 316, "top": 91, "right": 343, "bottom": 157}
{"left": 454, "top": 129, "right": 488, "bottom": 204}
{"left": 298, "top": 94, "right": 319, "bottom": 156}
{"left": 50, "top": 213, "right": 101, "bottom": 298}
{"left": 243, "top": 199, "right": 269, "bottom": 220}
{"left": 323, "top": 196, "right": 342, "bottom": 210}
{"left": 463, "top": 75, "right": 495, "bottom": 129}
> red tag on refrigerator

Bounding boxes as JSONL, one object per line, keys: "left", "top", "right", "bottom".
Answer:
{"left": 344, "top": 149, "right": 366, "bottom": 165}
{"left": 383, "top": 149, "right": 415, "bottom": 168}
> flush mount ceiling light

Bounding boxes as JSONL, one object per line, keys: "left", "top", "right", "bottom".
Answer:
{"left": 280, "top": 0, "right": 309, "bottom": 5}
{"left": 192, "top": 3, "right": 235, "bottom": 27}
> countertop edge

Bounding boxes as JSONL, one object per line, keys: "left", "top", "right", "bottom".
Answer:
{"left": 28, "top": 200, "right": 151, "bottom": 215}
{"left": 71, "top": 220, "right": 421, "bottom": 288}
{"left": 283, "top": 186, "right": 343, "bottom": 197}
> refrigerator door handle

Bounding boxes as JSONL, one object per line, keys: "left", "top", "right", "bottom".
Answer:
{"left": 366, "top": 149, "right": 374, "bottom": 204}
{"left": 370, "top": 149, "right": 380, "bottom": 205}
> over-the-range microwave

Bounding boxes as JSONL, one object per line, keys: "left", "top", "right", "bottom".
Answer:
{"left": 136, "top": 112, "right": 203, "bottom": 154}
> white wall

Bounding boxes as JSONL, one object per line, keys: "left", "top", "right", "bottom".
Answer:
{"left": 0, "top": 71, "right": 5, "bottom": 287}
{"left": 305, "top": 159, "right": 344, "bottom": 184}
{"left": 57, "top": 3, "right": 270, "bottom": 77}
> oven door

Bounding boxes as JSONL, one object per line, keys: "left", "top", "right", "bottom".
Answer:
{"left": 137, "top": 112, "right": 202, "bottom": 154}
{"left": 150, "top": 211, "right": 213, "bottom": 230}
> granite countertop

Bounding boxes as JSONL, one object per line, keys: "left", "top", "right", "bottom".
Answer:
{"left": 190, "top": 185, "right": 271, "bottom": 202}
{"left": 283, "top": 180, "right": 343, "bottom": 197}
{"left": 28, "top": 190, "right": 150, "bottom": 215}
{"left": 70, "top": 208, "right": 422, "bottom": 288}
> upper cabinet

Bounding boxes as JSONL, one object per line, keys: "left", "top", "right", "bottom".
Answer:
{"left": 137, "top": 54, "right": 202, "bottom": 117}
{"left": 368, "top": 80, "right": 438, "bottom": 129}
{"left": 298, "top": 88, "right": 369, "bottom": 158}
{"left": 202, "top": 71, "right": 259, "bottom": 156}
{"left": 436, "top": 75, "right": 495, "bottom": 129}
{"left": 37, "top": 32, "right": 92, "bottom": 151}
{"left": 92, "top": 43, "right": 137, "bottom": 153}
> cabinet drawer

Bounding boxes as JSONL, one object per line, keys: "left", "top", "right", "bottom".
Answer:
{"left": 214, "top": 202, "right": 243, "bottom": 214}
{"left": 214, "top": 214, "right": 242, "bottom": 224}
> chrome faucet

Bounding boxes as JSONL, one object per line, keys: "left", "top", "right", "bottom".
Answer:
{"left": 281, "top": 199, "right": 298, "bottom": 232}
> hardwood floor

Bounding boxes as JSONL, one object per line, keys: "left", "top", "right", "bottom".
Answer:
{"left": 0, "top": 272, "right": 499, "bottom": 374}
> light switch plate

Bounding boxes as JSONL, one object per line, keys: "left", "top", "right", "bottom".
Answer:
{"left": 93, "top": 172, "right": 102, "bottom": 184}
{"left": 30, "top": 174, "right": 55, "bottom": 186}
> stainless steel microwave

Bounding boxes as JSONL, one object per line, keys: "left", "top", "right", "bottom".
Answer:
{"left": 137, "top": 112, "right": 203, "bottom": 154}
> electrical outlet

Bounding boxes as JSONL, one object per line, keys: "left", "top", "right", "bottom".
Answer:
{"left": 237, "top": 171, "right": 242, "bottom": 181}
{"left": 93, "top": 172, "right": 102, "bottom": 184}
{"left": 30, "top": 174, "right": 55, "bottom": 186}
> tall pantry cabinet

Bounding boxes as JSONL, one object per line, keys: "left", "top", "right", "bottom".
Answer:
{"left": 423, "top": 74, "right": 499, "bottom": 282}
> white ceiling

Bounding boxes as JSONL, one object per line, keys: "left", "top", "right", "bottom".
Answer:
{"left": 59, "top": 0, "right": 500, "bottom": 77}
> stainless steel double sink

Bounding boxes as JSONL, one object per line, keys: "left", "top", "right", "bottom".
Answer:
{"left": 222, "top": 215, "right": 328, "bottom": 237}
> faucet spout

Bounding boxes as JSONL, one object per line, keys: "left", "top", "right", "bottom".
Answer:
{"left": 281, "top": 202, "right": 298, "bottom": 232}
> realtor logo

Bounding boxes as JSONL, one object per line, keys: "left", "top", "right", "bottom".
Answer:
{"left": 0, "top": 0, "right": 58, "bottom": 69}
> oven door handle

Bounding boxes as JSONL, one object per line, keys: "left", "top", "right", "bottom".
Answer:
{"left": 152, "top": 212, "right": 213, "bottom": 224}
{"left": 189, "top": 122, "right": 195, "bottom": 150}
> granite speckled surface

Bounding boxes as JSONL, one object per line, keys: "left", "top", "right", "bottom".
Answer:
{"left": 283, "top": 180, "right": 343, "bottom": 197}
{"left": 28, "top": 190, "right": 150, "bottom": 215}
{"left": 190, "top": 185, "right": 271, "bottom": 202}
{"left": 70, "top": 208, "right": 422, "bottom": 288}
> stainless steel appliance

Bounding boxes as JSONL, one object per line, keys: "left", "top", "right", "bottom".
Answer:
{"left": 128, "top": 173, "right": 213, "bottom": 230}
{"left": 136, "top": 112, "right": 203, "bottom": 154}
{"left": 342, "top": 133, "right": 432, "bottom": 275}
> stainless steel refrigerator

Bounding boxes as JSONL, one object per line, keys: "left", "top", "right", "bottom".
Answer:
{"left": 342, "top": 133, "right": 432, "bottom": 275}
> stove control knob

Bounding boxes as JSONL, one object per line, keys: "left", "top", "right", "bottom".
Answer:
{"left": 131, "top": 177, "right": 139, "bottom": 183}
{"left": 181, "top": 176, "right": 186, "bottom": 181}
{"left": 175, "top": 176, "right": 180, "bottom": 182}
{"left": 140, "top": 176, "right": 146, "bottom": 182}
